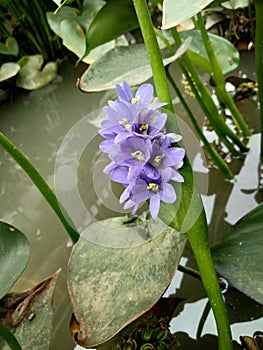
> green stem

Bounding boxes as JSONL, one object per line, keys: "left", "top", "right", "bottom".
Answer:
{"left": 0, "top": 323, "right": 22, "bottom": 350}
{"left": 178, "top": 264, "right": 201, "bottom": 281}
{"left": 255, "top": 0, "right": 263, "bottom": 164}
{"left": 196, "top": 12, "right": 251, "bottom": 137}
{"left": 0, "top": 131, "right": 79, "bottom": 243}
{"left": 166, "top": 66, "right": 234, "bottom": 179}
{"left": 132, "top": 1, "right": 233, "bottom": 349}
{"left": 132, "top": 0, "right": 174, "bottom": 114}
{"left": 171, "top": 27, "right": 249, "bottom": 153}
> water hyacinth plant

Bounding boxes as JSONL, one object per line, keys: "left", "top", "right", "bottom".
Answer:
{"left": 99, "top": 82, "right": 185, "bottom": 219}
{"left": 1, "top": 0, "right": 263, "bottom": 349}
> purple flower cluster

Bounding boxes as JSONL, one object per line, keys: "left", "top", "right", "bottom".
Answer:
{"left": 99, "top": 82, "right": 185, "bottom": 219}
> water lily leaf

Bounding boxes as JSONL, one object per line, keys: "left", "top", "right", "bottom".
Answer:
{"left": 78, "top": 38, "right": 191, "bottom": 92}
{"left": 86, "top": 0, "right": 139, "bottom": 53}
{"left": 0, "top": 62, "right": 20, "bottom": 83}
{"left": 212, "top": 203, "right": 263, "bottom": 305}
{"left": 162, "top": 0, "right": 214, "bottom": 29}
{"left": 0, "top": 37, "right": 19, "bottom": 56}
{"left": 180, "top": 29, "right": 239, "bottom": 75}
{"left": 222, "top": 0, "right": 249, "bottom": 9}
{"left": 0, "top": 221, "right": 30, "bottom": 300}
{"left": 0, "top": 270, "right": 61, "bottom": 350}
{"left": 16, "top": 55, "right": 58, "bottom": 90}
{"left": 47, "top": 1, "right": 105, "bottom": 59}
{"left": 68, "top": 217, "right": 186, "bottom": 347}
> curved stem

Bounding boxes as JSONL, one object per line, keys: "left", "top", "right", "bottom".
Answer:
{"left": 166, "top": 66, "right": 234, "bottom": 179}
{"left": 0, "top": 323, "right": 22, "bottom": 350}
{"left": 196, "top": 12, "right": 251, "bottom": 137}
{"left": 171, "top": 27, "right": 249, "bottom": 153}
{"left": 0, "top": 131, "right": 79, "bottom": 244}
{"left": 132, "top": 1, "right": 233, "bottom": 349}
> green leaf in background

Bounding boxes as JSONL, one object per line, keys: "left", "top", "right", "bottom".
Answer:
{"left": 221, "top": 0, "right": 249, "bottom": 9}
{"left": 68, "top": 217, "right": 186, "bottom": 347}
{"left": 0, "top": 221, "right": 30, "bottom": 300}
{"left": 0, "top": 37, "right": 19, "bottom": 56}
{"left": 162, "top": 0, "right": 214, "bottom": 29}
{"left": 0, "top": 63, "right": 20, "bottom": 83}
{"left": 47, "top": 0, "right": 105, "bottom": 59}
{"left": 16, "top": 55, "right": 58, "bottom": 90}
{"left": 78, "top": 38, "right": 191, "bottom": 92}
{"left": 212, "top": 203, "right": 263, "bottom": 305}
{"left": 180, "top": 29, "right": 240, "bottom": 75}
{"left": 0, "top": 270, "right": 61, "bottom": 350}
{"left": 86, "top": 0, "right": 139, "bottom": 53}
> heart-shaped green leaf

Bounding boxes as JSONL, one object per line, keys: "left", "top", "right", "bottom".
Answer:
{"left": 212, "top": 203, "right": 263, "bottom": 305}
{"left": 0, "top": 37, "right": 19, "bottom": 56}
{"left": 78, "top": 38, "right": 191, "bottom": 92}
{"left": 86, "top": 0, "right": 139, "bottom": 53}
{"left": 47, "top": 0, "right": 105, "bottom": 59}
{"left": 0, "top": 221, "right": 30, "bottom": 300}
{"left": 16, "top": 55, "right": 58, "bottom": 90}
{"left": 0, "top": 62, "right": 20, "bottom": 82}
{"left": 162, "top": 0, "right": 214, "bottom": 29}
{"left": 68, "top": 217, "right": 186, "bottom": 347}
{"left": 180, "top": 29, "right": 239, "bottom": 75}
{"left": 0, "top": 270, "right": 61, "bottom": 350}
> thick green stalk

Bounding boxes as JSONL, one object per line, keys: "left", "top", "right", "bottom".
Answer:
{"left": 0, "top": 323, "right": 22, "bottom": 350}
{"left": 171, "top": 27, "right": 249, "bottom": 153}
{"left": 132, "top": 1, "right": 233, "bottom": 349}
{"left": 166, "top": 66, "right": 234, "bottom": 179}
{"left": 0, "top": 131, "right": 79, "bottom": 243}
{"left": 132, "top": 1, "right": 174, "bottom": 113}
{"left": 196, "top": 12, "right": 251, "bottom": 137}
{"left": 255, "top": 0, "right": 263, "bottom": 164}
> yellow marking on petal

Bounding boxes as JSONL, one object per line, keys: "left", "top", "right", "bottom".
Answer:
{"left": 131, "top": 150, "right": 145, "bottom": 162}
{"left": 139, "top": 124, "right": 148, "bottom": 135}
{"left": 154, "top": 155, "right": 162, "bottom": 163}
{"left": 131, "top": 97, "right": 139, "bottom": 104}
{"left": 147, "top": 183, "right": 159, "bottom": 193}
{"left": 124, "top": 123, "right": 131, "bottom": 131}
{"left": 119, "top": 117, "right": 128, "bottom": 125}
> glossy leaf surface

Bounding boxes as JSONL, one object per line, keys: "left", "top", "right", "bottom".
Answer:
{"left": 0, "top": 221, "right": 30, "bottom": 300}
{"left": 0, "top": 37, "right": 19, "bottom": 56}
{"left": 16, "top": 55, "right": 58, "bottom": 90}
{"left": 162, "top": 0, "right": 214, "bottom": 29}
{"left": 68, "top": 217, "right": 186, "bottom": 347}
{"left": 0, "top": 63, "right": 20, "bottom": 82}
{"left": 47, "top": 0, "right": 105, "bottom": 59}
{"left": 180, "top": 29, "right": 239, "bottom": 75}
{"left": 86, "top": 0, "right": 139, "bottom": 52}
{"left": 212, "top": 203, "right": 263, "bottom": 305}
{"left": 79, "top": 38, "right": 191, "bottom": 92}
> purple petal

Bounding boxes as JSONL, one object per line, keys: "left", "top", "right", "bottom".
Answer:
{"left": 161, "top": 183, "right": 176, "bottom": 203}
{"left": 116, "top": 81, "right": 133, "bottom": 102}
{"left": 120, "top": 186, "right": 131, "bottom": 203}
{"left": 150, "top": 195, "right": 160, "bottom": 219}
{"left": 135, "top": 84, "right": 153, "bottom": 104}
{"left": 162, "top": 148, "right": 185, "bottom": 167}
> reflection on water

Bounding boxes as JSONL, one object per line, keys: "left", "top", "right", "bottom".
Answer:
{"left": 0, "top": 53, "right": 262, "bottom": 349}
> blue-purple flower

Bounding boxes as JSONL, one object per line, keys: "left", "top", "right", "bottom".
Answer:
{"left": 99, "top": 82, "right": 185, "bottom": 219}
